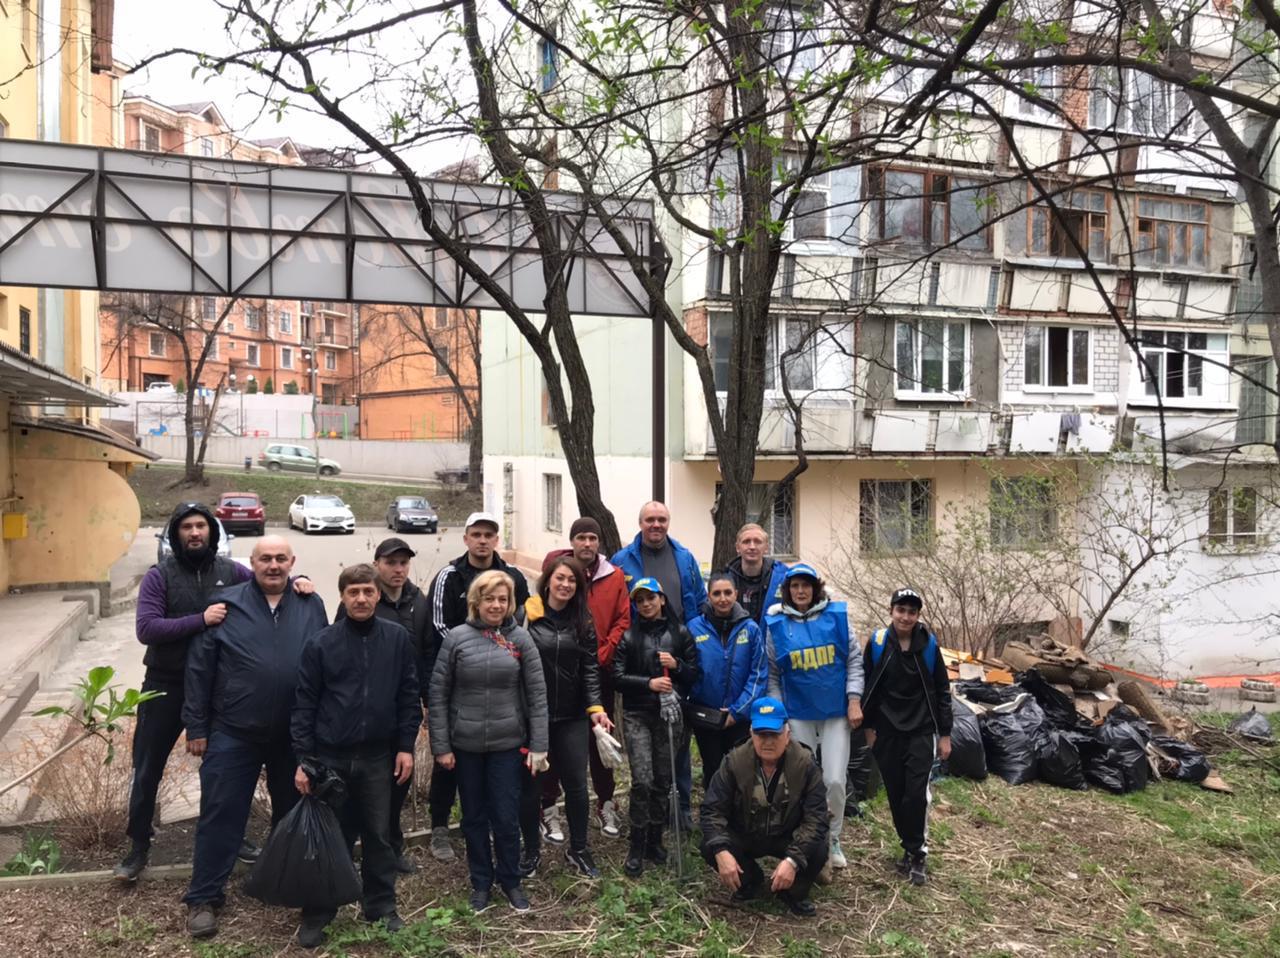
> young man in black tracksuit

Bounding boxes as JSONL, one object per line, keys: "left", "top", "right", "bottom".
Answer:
{"left": 423, "top": 512, "right": 530, "bottom": 862}
{"left": 292, "top": 563, "right": 421, "bottom": 949}
{"left": 860, "top": 588, "right": 952, "bottom": 886}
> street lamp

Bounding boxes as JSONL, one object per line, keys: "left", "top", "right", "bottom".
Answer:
{"left": 301, "top": 347, "right": 319, "bottom": 480}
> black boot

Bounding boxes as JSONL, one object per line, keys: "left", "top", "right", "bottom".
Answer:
{"left": 623, "top": 829, "right": 646, "bottom": 877}
{"left": 644, "top": 824, "right": 668, "bottom": 864}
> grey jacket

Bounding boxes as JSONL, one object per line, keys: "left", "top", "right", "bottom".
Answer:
{"left": 429, "top": 618, "right": 549, "bottom": 755}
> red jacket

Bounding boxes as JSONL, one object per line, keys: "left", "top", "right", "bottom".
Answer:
{"left": 544, "top": 549, "right": 631, "bottom": 668}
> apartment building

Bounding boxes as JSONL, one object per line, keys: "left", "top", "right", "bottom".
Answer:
{"left": 480, "top": 3, "right": 1274, "bottom": 678}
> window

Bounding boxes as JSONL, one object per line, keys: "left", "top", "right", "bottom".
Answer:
{"left": 1024, "top": 326, "right": 1091, "bottom": 389}
{"left": 1136, "top": 197, "right": 1207, "bottom": 269}
{"left": 543, "top": 473, "right": 563, "bottom": 532}
{"left": 716, "top": 481, "right": 797, "bottom": 555}
{"left": 859, "top": 479, "right": 932, "bottom": 554}
{"left": 1012, "top": 65, "right": 1059, "bottom": 121}
{"left": 1207, "top": 487, "right": 1258, "bottom": 547}
{"left": 206, "top": 336, "right": 218, "bottom": 361}
{"left": 19, "top": 306, "right": 31, "bottom": 355}
{"left": 280, "top": 346, "right": 293, "bottom": 369}
{"left": 324, "top": 350, "right": 336, "bottom": 370}
{"left": 990, "top": 476, "right": 1058, "bottom": 548}
{"left": 1236, "top": 357, "right": 1274, "bottom": 444}
{"left": 149, "top": 332, "right": 165, "bottom": 356}
{"left": 200, "top": 136, "right": 214, "bottom": 157}
{"left": 201, "top": 296, "right": 217, "bottom": 322}
{"left": 895, "top": 319, "right": 967, "bottom": 396}
{"left": 780, "top": 158, "right": 829, "bottom": 242}
{"left": 435, "top": 307, "right": 449, "bottom": 330}
{"left": 1109, "top": 619, "right": 1130, "bottom": 640}
{"left": 278, "top": 310, "right": 292, "bottom": 334}
{"left": 247, "top": 343, "right": 259, "bottom": 366}
{"left": 322, "top": 383, "right": 338, "bottom": 403}
{"left": 1135, "top": 330, "right": 1229, "bottom": 401}
{"left": 435, "top": 345, "right": 450, "bottom": 376}
{"left": 1028, "top": 190, "right": 1108, "bottom": 260}
{"left": 245, "top": 305, "right": 261, "bottom": 331}
{"left": 1089, "top": 67, "right": 1207, "bottom": 139}
{"left": 710, "top": 316, "right": 818, "bottom": 393}
{"left": 142, "top": 122, "right": 160, "bottom": 152}
{"left": 538, "top": 36, "right": 559, "bottom": 92}
{"left": 765, "top": 1, "right": 821, "bottom": 78}
{"left": 868, "top": 168, "right": 990, "bottom": 249}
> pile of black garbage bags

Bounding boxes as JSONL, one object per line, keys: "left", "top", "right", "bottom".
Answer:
{"left": 943, "top": 669, "right": 1211, "bottom": 793}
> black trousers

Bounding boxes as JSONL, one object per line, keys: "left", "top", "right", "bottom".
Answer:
{"left": 702, "top": 831, "right": 828, "bottom": 900}
{"left": 692, "top": 721, "right": 750, "bottom": 791}
{"left": 871, "top": 729, "right": 935, "bottom": 856}
{"left": 125, "top": 674, "right": 186, "bottom": 845}
{"left": 520, "top": 717, "right": 590, "bottom": 854}
{"left": 428, "top": 760, "right": 457, "bottom": 830}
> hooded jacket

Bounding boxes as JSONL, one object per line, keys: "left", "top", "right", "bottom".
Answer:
{"left": 291, "top": 615, "right": 421, "bottom": 758}
{"left": 611, "top": 612, "right": 701, "bottom": 715}
{"left": 764, "top": 593, "right": 864, "bottom": 722}
{"left": 861, "top": 623, "right": 953, "bottom": 737}
{"left": 136, "top": 502, "right": 247, "bottom": 683}
{"left": 722, "top": 556, "right": 789, "bottom": 627}
{"left": 686, "top": 601, "right": 768, "bottom": 723}
{"left": 338, "top": 578, "right": 430, "bottom": 707}
{"left": 429, "top": 617, "right": 549, "bottom": 755}
{"left": 700, "top": 738, "right": 829, "bottom": 873}
{"left": 425, "top": 553, "right": 530, "bottom": 680}
{"left": 183, "top": 578, "right": 329, "bottom": 744}
{"left": 524, "top": 596, "right": 605, "bottom": 723}
{"left": 543, "top": 548, "right": 630, "bottom": 668}
{"left": 612, "top": 533, "right": 707, "bottom": 625}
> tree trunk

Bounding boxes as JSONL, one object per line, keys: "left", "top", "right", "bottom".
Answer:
{"left": 182, "top": 387, "right": 203, "bottom": 485}
{"left": 466, "top": 419, "right": 482, "bottom": 494}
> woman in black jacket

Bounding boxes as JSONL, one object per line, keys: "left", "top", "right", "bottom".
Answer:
{"left": 611, "top": 578, "right": 700, "bottom": 877}
{"left": 519, "top": 556, "right": 613, "bottom": 879}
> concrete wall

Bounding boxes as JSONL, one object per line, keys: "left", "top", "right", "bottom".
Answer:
{"left": 143, "top": 435, "right": 468, "bottom": 479}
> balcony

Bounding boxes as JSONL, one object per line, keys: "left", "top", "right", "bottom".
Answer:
{"left": 307, "top": 330, "right": 351, "bottom": 349}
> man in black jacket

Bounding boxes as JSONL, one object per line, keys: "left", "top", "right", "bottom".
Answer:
{"left": 181, "top": 536, "right": 329, "bottom": 939}
{"left": 292, "top": 563, "right": 420, "bottom": 949}
{"left": 700, "top": 697, "right": 828, "bottom": 917}
{"left": 423, "top": 512, "right": 529, "bottom": 862}
{"left": 861, "top": 588, "right": 953, "bottom": 886}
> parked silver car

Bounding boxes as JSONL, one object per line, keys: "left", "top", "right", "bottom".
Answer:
{"left": 288, "top": 493, "right": 356, "bottom": 535}
{"left": 386, "top": 496, "right": 439, "bottom": 533}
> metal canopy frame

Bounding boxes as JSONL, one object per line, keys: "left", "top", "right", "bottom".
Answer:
{"left": 0, "top": 138, "right": 670, "bottom": 498}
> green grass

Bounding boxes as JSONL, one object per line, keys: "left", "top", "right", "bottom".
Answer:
{"left": 129, "top": 463, "right": 480, "bottom": 525}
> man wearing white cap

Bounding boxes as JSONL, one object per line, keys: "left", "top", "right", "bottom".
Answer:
{"left": 423, "top": 512, "right": 531, "bottom": 862}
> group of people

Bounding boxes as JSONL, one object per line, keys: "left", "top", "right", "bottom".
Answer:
{"left": 115, "top": 498, "right": 952, "bottom": 946}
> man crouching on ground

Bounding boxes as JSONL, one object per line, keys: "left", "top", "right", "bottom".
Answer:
{"left": 290, "top": 563, "right": 421, "bottom": 949}
{"left": 699, "top": 697, "right": 829, "bottom": 917}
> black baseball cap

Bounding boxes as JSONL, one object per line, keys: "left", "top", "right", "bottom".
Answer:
{"left": 890, "top": 588, "right": 923, "bottom": 610}
{"left": 374, "top": 537, "right": 417, "bottom": 560}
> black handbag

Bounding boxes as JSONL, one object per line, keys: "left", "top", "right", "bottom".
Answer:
{"left": 685, "top": 633, "right": 737, "bottom": 733}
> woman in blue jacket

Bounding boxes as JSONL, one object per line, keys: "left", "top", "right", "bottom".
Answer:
{"left": 764, "top": 563, "right": 864, "bottom": 872}
{"left": 685, "top": 573, "right": 766, "bottom": 789}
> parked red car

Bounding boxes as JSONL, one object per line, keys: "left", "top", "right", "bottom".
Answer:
{"left": 215, "top": 492, "right": 266, "bottom": 537}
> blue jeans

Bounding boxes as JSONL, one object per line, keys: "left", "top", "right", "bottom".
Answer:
{"left": 454, "top": 748, "right": 523, "bottom": 892}
{"left": 183, "top": 730, "right": 298, "bottom": 906}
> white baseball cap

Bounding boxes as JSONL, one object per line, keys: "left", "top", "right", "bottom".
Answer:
{"left": 465, "top": 511, "right": 500, "bottom": 532}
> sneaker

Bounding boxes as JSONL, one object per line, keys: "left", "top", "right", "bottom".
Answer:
{"left": 829, "top": 836, "right": 847, "bottom": 869}
{"left": 366, "top": 912, "right": 405, "bottom": 933}
{"left": 564, "top": 847, "right": 601, "bottom": 879}
{"left": 236, "top": 838, "right": 261, "bottom": 864}
{"left": 909, "top": 854, "right": 928, "bottom": 886}
{"left": 297, "top": 919, "right": 327, "bottom": 949}
{"left": 778, "top": 891, "right": 817, "bottom": 917}
{"left": 469, "top": 887, "right": 493, "bottom": 913}
{"left": 894, "top": 852, "right": 911, "bottom": 877}
{"left": 503, "top": 884, "right": 531, "bottom": 912}
{"left": 394, "top": 852, "right": 417, "bottom": 874}
{"left": 597, "top": 800, "right": 622, "bottom": 839}
{"left": 540, "top": 806, "right": 566, "bottom": 845}
{"left": 431, "top": 827, "right": 456, "bottom": 863}
{"left": 624, "top": 832, "right": 646, "bottom": 878}
{"left": 518, "top": 848, "right": 540, "bottom": 879}
{"left": 186, "top": 904, "right": 218, "bottom": 939}
{"left": 113, "top": 843, "right": 148, "bottom": 882}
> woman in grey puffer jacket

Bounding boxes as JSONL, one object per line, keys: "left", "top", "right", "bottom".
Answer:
{"left": 430, "top": 569, "right": 549, "bottom": 914}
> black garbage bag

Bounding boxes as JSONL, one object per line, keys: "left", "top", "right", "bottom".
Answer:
{"left": 846, "top": 726, "right": 881, "bottom": 805}
{"left": 1081, "top": 707, "right": 1151, "bottom": 793}
{"left": 980, "top": 700, "right": 1045, "bottom": 785}
{"left": 954, "top": 680, "right": 1023, "bottom": 706}
{"left": 1228, "top": 707, "right": 1274, "bottom": 742}
{"left": 1037, "top": 729, "right": 1087, "bottom": 790}
{"left": 1019, "top": 669, "right": 1081, "bottom": 730}
{"left": 943, "top": 709, "right": 987, "bottom": 780}
{"left": 1150, "top": 735, "right": 1211, "bottom": 783}
{"left": 243, "top": 794, "right": 361, "bottom": 909}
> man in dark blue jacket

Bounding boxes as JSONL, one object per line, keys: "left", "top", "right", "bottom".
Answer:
{"left": 181, "top": 536, "right": 329, "bottom": 939}
{"left": 292, "top": 563, "right": 420, "bottom": 949}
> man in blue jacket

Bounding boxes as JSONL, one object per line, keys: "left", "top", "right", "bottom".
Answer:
{"left": 181, "top": 536, "right": 329, "bottom": 940}
{"left": 612, "top": 501, "right": 707, "bottom": 830}
{"left": 721, "top": 523, "right": 788, "bottom": 627}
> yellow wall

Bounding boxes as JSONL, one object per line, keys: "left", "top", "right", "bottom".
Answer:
{"left": 8, "top": 426, "right": 143, "bottom": 587}
{"left": 0, "top": 4, "right": 40, "bottom": 356}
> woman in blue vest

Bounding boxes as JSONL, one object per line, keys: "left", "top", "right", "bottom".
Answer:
{"left": 764, "top": 563, "right": 863, "bottom": 872}
{"left": 685, "top": 573, "right": 767, "bottom": 789}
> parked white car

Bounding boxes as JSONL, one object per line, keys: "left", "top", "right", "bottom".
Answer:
{"left": 288, "top": 494, "right": 356, "bottom": 535}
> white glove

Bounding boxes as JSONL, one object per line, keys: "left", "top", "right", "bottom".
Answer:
{"left": 659, "top": 690, "right": 682, "bottom": 726}
{"left": 592, "top": 724, "right": 626, "bottom": 769}
{"left": 525, "top": 751, "right": 550, "bottom": 774}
